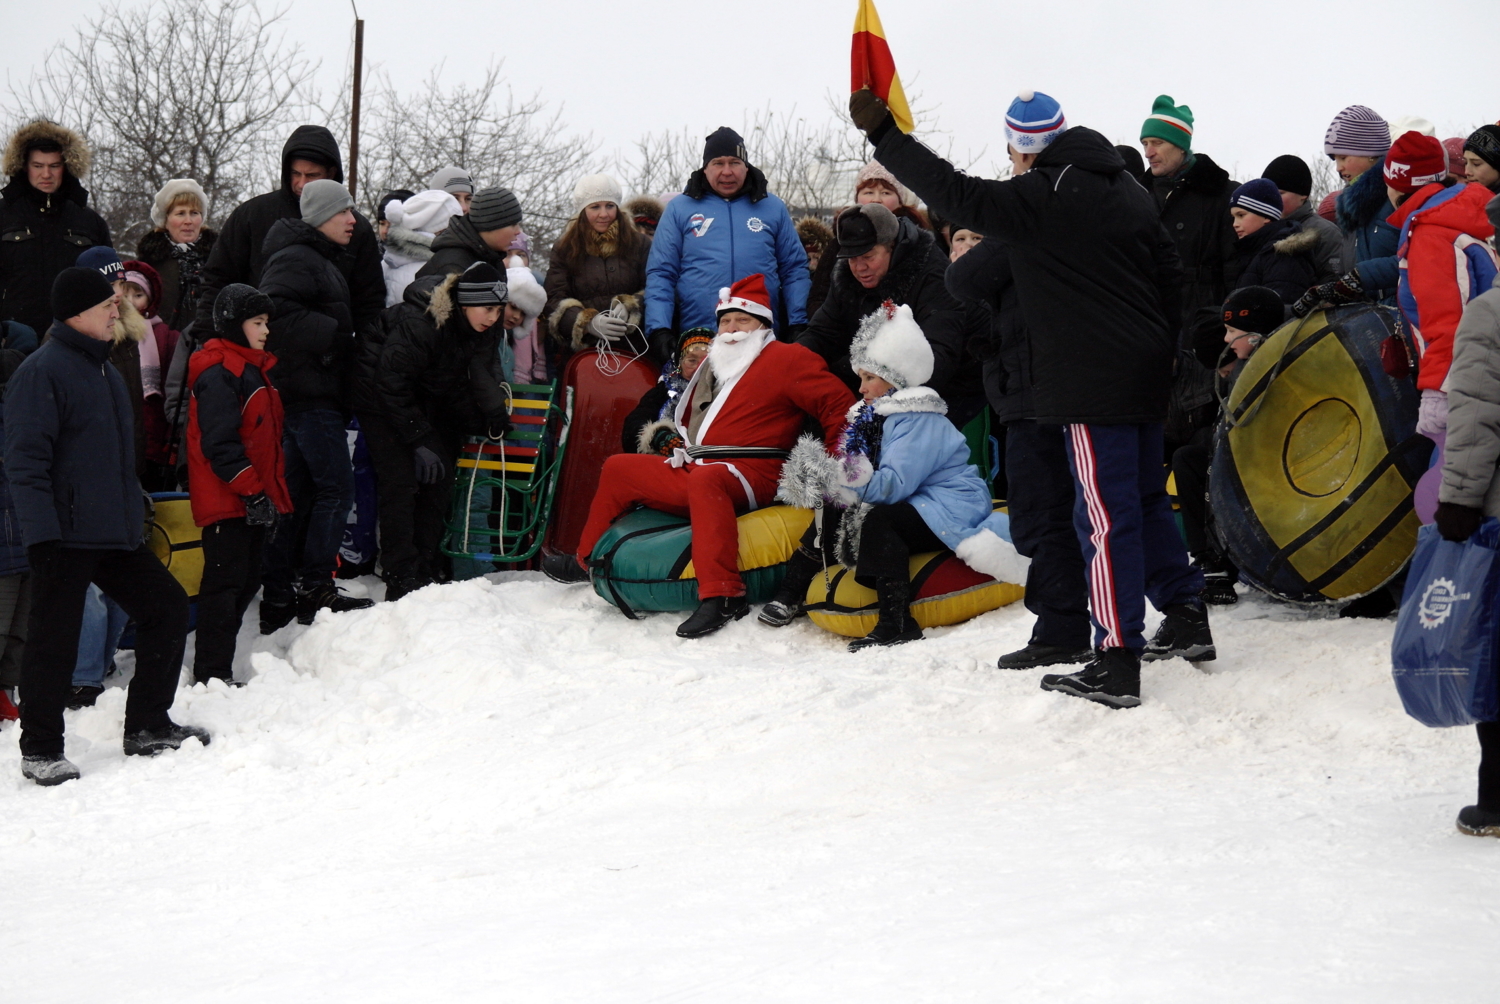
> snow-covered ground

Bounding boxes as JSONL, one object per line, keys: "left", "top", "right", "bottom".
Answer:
{"left": 3, "top": 575, "right": 1496, "bottom": 1002}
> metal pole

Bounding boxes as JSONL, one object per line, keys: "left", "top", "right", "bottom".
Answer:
{"left": 348, "top": 7, "right": 364, "bottom": 199}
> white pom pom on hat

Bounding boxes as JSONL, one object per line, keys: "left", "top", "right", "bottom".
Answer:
{"left": 1018, "top": 89, "right": 1035, "bottom": 102}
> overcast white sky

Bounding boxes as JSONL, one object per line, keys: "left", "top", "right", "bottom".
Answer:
{"left": 6, "top": 0, "right": 1498, "bottom": 185}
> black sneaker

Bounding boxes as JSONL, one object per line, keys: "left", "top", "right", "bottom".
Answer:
{"left": 1143, "top": 602, "right": 1216, "bottom": 663}
{"left": 995, "top": 643, "right": 1094, "bottom": 670}
{"left": 296, "top": 580, "right": 375, "bottom": 625}
{"left": 848, "top": 619, "right": 923, "bottom": 652}
{"left": 259, "top": 597, "right": 296, "bottom": 634}
{"left": 1457, "top": 805, "right": 1500, "bottom": 837}
{"left": 676, "top": 596, "right": 749, "bottom": 638}
{"left": 383, "top": 573, "right": 432, "bottom": 603}
{"left": 21, "top": 754, "right": 81, "bottom": 786}
{"left": 123, "top": 721, "right": 212, "bottom": 757}
{"left": 1039, "top": 648, "right": 1141, "bottom": 709}
{"left": 66, "top": 685, "right": 104, "bottom": 709}
{"left": 1200, "top": 570, "right": 1238, "bottom": 606}
{"left": 541, "top": 550, "right": 590, "bottom": 584}
{"left": 757, "top": 598, "right": 802, "bottom": 627}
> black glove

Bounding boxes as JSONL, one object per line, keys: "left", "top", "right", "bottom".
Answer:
{"left": 243, "top": 492, "right": 278, "bottom": 527}
{"left": 849, "top": 88, "right": 897, "bottom": 145}
{"left": 1435, "top": 502, "right": 1484, "bottom": 543}
{"left": 413, "top": 445, "right": 445, "bottom": 485}
{"left": 486, "top": 412, "right": 512, "bottom": 440}
{"left": 1291, "top": 271, "right": 1366, "bottom": 319}
{"left": 647, "top": 328, "right": 677, "bottom": 366}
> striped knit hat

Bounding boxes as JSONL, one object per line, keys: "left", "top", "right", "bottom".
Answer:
{"left": 454, "top": 261, "right": 508, "bottom": 306}
{"left": 1140, "top": 95, "right": 1193, "bottom": 152}
{"left": 1323, "top": 105, "right": 1390, "bottom": 159}
{"left": 1231, "top": 179, "right": 1284, "bottom": 221}
{"left": 1004, "top": 90, "right": 1067, "bottom": 152}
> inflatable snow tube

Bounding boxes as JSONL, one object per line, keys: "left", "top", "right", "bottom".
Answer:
{"left": 145, "top": 492, "right": 204, "bottom": 601}
{"left": 589, "top": 505, "right": 814, "bottom": 616}
{"left": 803, "top": 552, "right": 1025, "bottom": 638}
{"left": 1211, "top": 304, "right": 1430, "bottom": 604}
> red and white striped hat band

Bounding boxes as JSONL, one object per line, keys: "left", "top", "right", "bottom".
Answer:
{"left": 1145, "top": 113, "right": 1193, "bottom": 140}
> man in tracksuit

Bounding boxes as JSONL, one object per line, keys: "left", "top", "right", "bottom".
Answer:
{"left": 850, "top": 87, "right": 1216, "bottom": 708}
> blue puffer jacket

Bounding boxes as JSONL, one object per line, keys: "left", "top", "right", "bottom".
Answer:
{"left": 0, "top": 349, "right": 29, "bottom": 575}
{"left": 1338, "top": 167, "right": 1401, "bottom": 303}
{"left": 4, "top": 321, "right": 143, "bottom": 549}
{"left": 644, "top": 167, "right": 810, "bottom": 333}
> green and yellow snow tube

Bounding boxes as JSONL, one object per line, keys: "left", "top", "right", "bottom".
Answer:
{"left": 804, "top": 552, "right": 1025, "bottom": 638}
{"left": 590, "top": 505, "right": 814, "bottom": 616}
{"left": 1211, "top": 304, "right": 1430, "bottom": 604}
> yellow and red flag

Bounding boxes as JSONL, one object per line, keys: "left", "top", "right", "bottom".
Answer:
{"left": 850, "top": 0, "right": 915, "bottom": 134}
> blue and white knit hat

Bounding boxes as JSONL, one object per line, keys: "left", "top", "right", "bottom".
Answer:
{"left": 1231, "top": 178, "right": 1283, "bottom": 221}
{"left": 1004, "top": 90, "right": 1067, "bottom": 152}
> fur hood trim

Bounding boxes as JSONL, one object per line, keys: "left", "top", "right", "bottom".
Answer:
{"left": 796, "top": 215, "right": 834, "bottom": 251}
{"left": 625, "top": 195, "right": 665, "bottom": 223}
{"left": 384, "top": 226, "right": 435, "bottom": 261}
{"left": 1273, "top": 227, "right": 1320, "bottom": 256}
{"left": 113, "top": 297, "right": 148, "bottom": 345}
{"left": 549, "top": 292, "right": 644, "bottom": 351}
{"left": 831, "top": 219, "right": 936, "bottom": 302}
{"left": 871, "top": 386, "right": 946, "bottom": 416}
{"left": 954, "top": 524, "right": 1031, "bottom": 584}
{"left": 427, "top": 273, "right": 461, "bottom": 328}
{"left": 3, "top": 120, "right": 91, "bottom": 179}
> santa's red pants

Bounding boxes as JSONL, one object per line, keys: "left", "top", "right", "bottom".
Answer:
{"left": 576, "top": 454, "right": 779, "bottom": 598}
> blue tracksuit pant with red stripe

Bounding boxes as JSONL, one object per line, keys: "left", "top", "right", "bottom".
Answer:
{"left": 1064, "top": 423, "right": 1203, "bottom": 653}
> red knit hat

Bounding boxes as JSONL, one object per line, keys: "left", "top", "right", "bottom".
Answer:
{"left": 716, "top": 273, "right": 774, "bottom": 327}
{"left": 1383, "top": 131, "right": 1448, "bottom": 194}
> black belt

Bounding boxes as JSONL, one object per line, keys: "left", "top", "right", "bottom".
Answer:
{"left": 685, "top": 445, "right": 790, "bottom": 461}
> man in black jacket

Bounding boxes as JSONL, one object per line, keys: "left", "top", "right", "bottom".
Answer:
{"left": 414, "top": 186, "right": 523, "bottom": 280}
{"left": 851, "top": 86, "right": 1214, "bottom": 708}
{"left": 256, "top": 180, "right": 375, "bottom": 628}
{"left": 797, "top": 203, "right": 971, "bottom": 413}
{"left": 0, "top": 121, "right": 112, "bottom": 336}
{"left": 5, "top": 268, "right": 207, "bottom": 785}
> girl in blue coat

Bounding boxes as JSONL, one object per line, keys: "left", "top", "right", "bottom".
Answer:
{"left": 770, "top": 301, "right": 1027, "bottom": 650}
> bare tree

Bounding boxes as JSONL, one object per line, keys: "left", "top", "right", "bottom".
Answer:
{"left": 1309, "top": 153, "right": 1340, "bottom": 208}
{"left": 6, "top": 0, "right": 318, "bottom": 249}
{"left": 329, "top": 63, "right": 598, "bottom": 265}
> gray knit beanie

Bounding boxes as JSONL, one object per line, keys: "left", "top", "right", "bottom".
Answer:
{"left": 300, "top": 179, "right": 354, "bottom": 227}
{"left": 427, "top": 165, "right": 474, "bottom": 196}
{"left": 468, "top": 186, "right": 522, "bottom": 232}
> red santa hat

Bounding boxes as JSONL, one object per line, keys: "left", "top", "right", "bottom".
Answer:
{"left": 716, "top": 273, "right": 775, "bottom": 328}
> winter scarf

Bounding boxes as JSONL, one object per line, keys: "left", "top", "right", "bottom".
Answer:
{"left": 585, "top": 221, "right": 620, "bottom": 259}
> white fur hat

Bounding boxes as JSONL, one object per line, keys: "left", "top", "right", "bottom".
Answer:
{"left": 150, "top": 178, "right": 208, "bottom": 228}
{"left": 387, "top": 189, "right": 462, "bottom": 237}
{"left": 573, "top": 173, "right": 624, "bottom": 215}
{"left": 849, "top": 301, "right": 932, "bottom": 390}
{"left": 505, "top": 266, "right": 546, "bottom": 324}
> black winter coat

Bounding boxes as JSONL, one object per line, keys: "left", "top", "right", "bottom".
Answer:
{"left": 872, "top": 126, "right": 1182, "bottom": 424}
{"left": 360, "top": 273, "right": 509, "bottom": 445}
{"left": 4, "top": 322, "right": 143, "bottom": 549}
{"left": 195, "top": 126, "right": 383, "bottom": 336}
{"left": 258, "top": 218, "right": 356, "bottom": 413}
{"left": 0, "top": 348, "right": 29, "bottom": 575}
{"left": 796, "top": 220, "right": 971, "bottom": 401}
{"left": 946, "top": 238, "right": 1034, "bottom": 423}
{"left": 1232, "top": 219, "right": 1320, "bottom": 304}
{"left": 415, "top": 214, "right": 506, "bottom": 280}
{"left": 0, "top": 174, "right": 112, "bottom": 335}
{"left": 136, "top": 228, "right": 217, "bottom": 333}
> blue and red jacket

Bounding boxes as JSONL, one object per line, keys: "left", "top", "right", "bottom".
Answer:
{"left": 186, "top": 338, "right": 293, "bottom": 527}
{"left": 1388, "top": 182, "right": 1499, "bottom": 391}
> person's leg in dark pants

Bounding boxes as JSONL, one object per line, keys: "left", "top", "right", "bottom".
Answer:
{"left": 1136, "top": 423, "right": 1205, "bottom": 612}
{"left": 18, "top": 547, "right": 98, "bottom": 759}
{"left": 288, "top": 409, "right": 356, "bottom": 587}
{"left": 195, "top": 518, "right": 265, "bottom": 683}
{"left": 1172, "top": 437, "right": 1214, "bottom": 559}
{"left": 848, "top": 503, "right": 943, "bottom": 651}
{"left": 0, "top": 571, "right": 30, "bottom": 693}
{"left": 1458, "top": 720, "right": 1500, "bottom": 835}
{"left": 358, "top": 413, "right": 421, "bottom": 581}
{"left": 1004, "top": 421, "right": 1090, "bottom": 655}
{"left": 93, "top": 546, "right": 190, "bottom": 735}
{"left": 263, "top": 417, "right": 313, "bottom": 610}
{"left": 411, "top": 435, "right": 459, "bottom": 582}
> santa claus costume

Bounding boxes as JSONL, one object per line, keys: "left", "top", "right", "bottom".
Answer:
{"left": 570, "top": 274, "right": 853, "bottom": 637}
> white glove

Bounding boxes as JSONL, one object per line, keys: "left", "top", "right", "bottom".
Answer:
{"left": 1416, "top": 389, "right": 1448, "bottom": 438}
{"left": 588, "top": 302, "right": 630, "bottom": 343}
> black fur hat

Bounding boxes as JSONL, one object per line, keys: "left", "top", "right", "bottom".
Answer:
{"left": 213, "top": 283, "right": 274, "bottom": 342}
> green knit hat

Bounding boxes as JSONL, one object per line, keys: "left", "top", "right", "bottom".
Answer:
{"left": 1141, "top": 94, "right": 1194, "bottom": 153}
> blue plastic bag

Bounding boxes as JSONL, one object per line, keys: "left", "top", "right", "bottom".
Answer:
{"left": 1391, "top": 520, "right": 1500, "bottom": 727}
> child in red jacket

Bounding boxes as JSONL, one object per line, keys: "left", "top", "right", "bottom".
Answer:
{"left": 186, "top": 284, "right": 293, "bottom": 685}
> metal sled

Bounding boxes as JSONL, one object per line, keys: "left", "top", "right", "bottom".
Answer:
{"left": 442, "top": 380, "right": 570, "bottom": 566}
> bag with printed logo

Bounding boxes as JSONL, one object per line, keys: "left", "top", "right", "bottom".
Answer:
{"left": 1391, "top": 520, "right": 1500, "bottom": 727}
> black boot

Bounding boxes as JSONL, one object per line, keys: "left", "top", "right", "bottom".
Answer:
{"left": 21, "top": 754, "right": 81, "bottom": 786}
{"left": 259, "top": 596, "right": 296, "bottom": 635}
{"left": 676, "top": 596, "right": 749, "bottom": 638}
{"left": 541, "top": 550, "right": 590, "bottom": 584}
{"left": 1039, "top": 648, "right": 1141, "bottom": 709}
{"left": 759, "top": 548, "right": 821, "bottom": 627}
{"left": 1457, "top": 805, "right": 1500, "bottom": 837}
{"left": 848, "top": 577, "right": 923, "bottom": 652}
{"left": 1143, "top": 601, "right": 1216, "bottom": 663}
{"left": 1194, "top": 554, "right": 1239, "bottom": 606}
{"left": 66, "top": 685, "right": 103, "bottom": 709}
{"left": 384, "top": 573, "right": 433, "bottom": 603}
{"left": 123, "top": 721, "right": 212, "bottom": 756}
{"left": 296, "top": 579, "right": 375, "bottom": 625}
{"left": 995, "top": 643, "right": 1094, "bottom": 670}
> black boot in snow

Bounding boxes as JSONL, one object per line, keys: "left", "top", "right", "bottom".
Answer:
{"left": 383, "top": 573, "right": 433, "bottom": 603}
{"left": 1039, "top": 648, "right": 1141, "bottom": 709}
{"left": 66, "top": 685, "right": 103, "bottom": 709}
{"left": 1194, "top": 554, "right": 1239, "bottom": 606}
{"left": 22, "top": 754, "right": 81, "bottom": 786}
{"left": 759, "top": 548, "right": 821, "bottom": 627}
{"left": 995, "top": 642, "right": 1094, "bottom": 670}
{"left": 676, "top": 596, "right": 749, "bottom": 638}
{"left": 296, "top": 580, "right": 375, "bottom": 625}
{"left": 848, "top": 577, "right": 923, "bottom": 652}
{"left": 259, "top": 597, "right": 296, "bottom": 635}
{"left": 123, "top": 721, "right": 212, "bottom": 757}
{"left": 1457, "top": 805, "right": 1500, "bottom": 837}
{"left": 1143, "top": 601, "right": 1216, "bottom": 663}
{"left": 541, "top": 550, "right": 590, "bottom": 584}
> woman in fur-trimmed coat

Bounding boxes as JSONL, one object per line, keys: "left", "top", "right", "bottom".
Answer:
{"left": 543, "top": 177, "right": 651, "bottom": 359}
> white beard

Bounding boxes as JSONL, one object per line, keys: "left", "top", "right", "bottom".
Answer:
{"left": 708, "top": 327, "right": 771, "bottom": 385}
